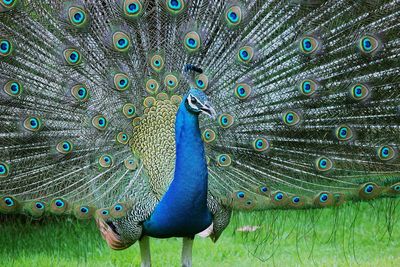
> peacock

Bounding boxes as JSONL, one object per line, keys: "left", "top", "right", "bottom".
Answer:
{"left": 1, "top": 0, "right": 399, "bottom": 266}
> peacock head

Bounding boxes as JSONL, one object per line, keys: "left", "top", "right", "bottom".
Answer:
{"left": 184, "top": 88, "right": 216, "bottom": 119}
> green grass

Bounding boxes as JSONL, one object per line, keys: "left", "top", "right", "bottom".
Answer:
{"left": 1, "top": 200, "right": 400, "bottom": 266}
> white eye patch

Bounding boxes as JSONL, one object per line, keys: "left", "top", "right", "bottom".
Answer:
{"left": 187, "top": 94, "right": 201, "bottom": 110}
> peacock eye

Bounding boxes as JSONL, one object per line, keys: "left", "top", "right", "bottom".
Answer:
{"left": 363, "top": 184, "right": 374, "bottom": 194}
{"left": 260, "top": 186, "right": 268, "bottom": 193}
{"left": 237, "top": 46, "right": 254, "bottom": 63}
{"left": 80, "top": 207, "right": 89, "bottom": 213}
{"left": 335, "top": 125, "right": 353, "bottom": 141}
{"left": 319, "top": 193, "right": 328, "bottom": 203}
{"left": 123, "top": 0, "right": 143, "bottom": 18}
{"left": 358, "top": 35, "right": 380, "bottom": 54}
{"left": 350, "top": 83, "right": 369, "bottom": 101}
{"left": 114, "top": 204, "right": 123, "bottom": 211}
{"left": 63, "top": 48, "right": 82, "bottom": 65}
{"left": 23, "top": 116, "right": 42, "bottom": 132}
{"left": 184, "top": 31, "right": 201, "bottom": 52}
{"left": 165, "top": 0, "right": 185, "bottom": 15}
{"left": 0, "top": 38, "right": 13, "bottom": 57}
{"left": 0, "top": 162, "right": 10, "bottom": 177}
{"left": 4, "top": 80, "right": 23, "bottom": 97}
{"left": 112, "top": 32, "right": 131, "bottom": 52}
{"left": 282, "top": 111, "right": 300, "bottom": 126}
{"left": 292, "top": 197, "right": 300, "bottom": 203}
{"left": 4, "top": 197, "right": 14, "bottom": 206}
{"left": 315, "top": 156, "right": 333, "bottom": 172}
{"left": 377, "top": 145, "right": 396, "bottom": 161}
{"left": 299, "top": 36, "right": 320, "bottom": 54}
{"left": 202, "top": 129, "right": 216, "bottom": 143}
{"left": 55, "top": 199, "right": 65, "bottom": 207}
{"left": 191, "top": 97, "right": 197, "bottom": 104}
{"left": 300, "top": 79, "right": 317, "bottom": 96}
{"left": 92, "top": 115, "right": 108, "bottom": 130}
{"left": 99, "top": 155, "right": 113, "bottom": 168}
{"left": 149, "top": 53, "right": 165, "bottom": 72}
{"left": 56, "top": 140, "right": 73, "bottom": 154}
{"left": 225, "top": 5, "right": 242, "bottom": 27}
{"left": 236, "top": 191, "right": 245, "bottom": 198}
{"left": 275, "top": 192, "right": 283, "bottom": 201}
{"left": 35, "top": 202, "right": 44, "bottom": 209}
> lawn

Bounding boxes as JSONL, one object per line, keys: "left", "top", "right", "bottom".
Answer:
{"left": 1, "top": 199, "right": 399, "bottom": 267}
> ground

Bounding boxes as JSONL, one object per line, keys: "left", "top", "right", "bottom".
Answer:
{"left": 1, "top": 200, "right": 399, "bottom": 267}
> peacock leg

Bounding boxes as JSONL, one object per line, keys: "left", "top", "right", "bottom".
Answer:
{"left": 181, "top": 237, "right": 194, "bottom": 267}
{"left": 139, "top": 236, "right": 151, "bottom": 267}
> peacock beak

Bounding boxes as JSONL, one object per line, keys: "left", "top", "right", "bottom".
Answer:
{"left": 200, "top": 102, "right": 217, "bottom": 120}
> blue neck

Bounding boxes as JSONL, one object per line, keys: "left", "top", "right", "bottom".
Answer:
{"left": 143, "top": 101, "right": 211, "bottom": 238}
{"left": 173, "top": 103, "right": 208, "bottom": 195}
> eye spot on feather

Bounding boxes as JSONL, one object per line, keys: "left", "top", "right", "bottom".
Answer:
{"left": 350, "top": 83, "right": 370, "bottom": 101}
{"left": 4, "top": 80, "right": 23, "bottom": 97}
{"left": 109, "top": 202, "right": 129, "bottom": 219}
{"left": 35, "top": 202, "right": 44, "bottom": 210}
{"left": 124, "top": 159, "right": 138, "bottom": 170}
{"left": 184, "top": 31, "right": 201, "bottom": 52}
{"left": 319, "top": 193, "right": 328, "bottom": 202}
{"left": 389, "top": 183, "right": 400, "bottom": 194}
{"left": 193, "top": 73, "right": 208, "bottom": 91}
{"left": 377, "top": 145, "right": 396, "bottom": 161}
{"left": 71, "top": 84, "right": 89, "bottom": 102}
{"left": 29, "top": 201, "right": 47, "bottom": 217}
{"left": 236, "top": 191, "right": 245, "bottom": 199}
{"left": 358, "top": 35, "right": 380, "bottom": 54}
{"left": 122, "top": 103, "right": 136, "bottom": 118}
{"left": 123, "top": 0, "right": 143, "bottom": 18}
{"left": 237, "top": 46, "right": 254, "bottom": 63}
{"left": 165, "top": 0, "right": 185, "bottom": 15}
{"left": 164, "top": 74, "right": 179, "bottom": 91}
{"left": 0, "top": 196, "right": 19, "bottom": 213}
{"left": 50, "top": 198, "right": 68, "bottom": 214}
{"left": 63, "top": 48, "right": 82, "bottom": 65}
{"left": 225, "top": 6, "right": 242, "bottom": 27}
{"left": 234, "top": 83, "right": 251, "bottom": 99}
{"left": 335, "top": 125, "right": 353, "bottom": 141}
{"left": 99, "top": 155, "right": 113, "bottom": 168}
{"left": 202, "top": 129, "right": 216, "bottom": 143}
{"left": 113, "top": 73, "right": 131, "bottom": 91}
{"left": 112, "top": 32, "right": 131, "bottom": 52}
{"left": 271, "top": 191, "right": 288, "bottom": 206}
{"left": 56, "top": 141, "right": 73, "bottom": 154}
{"left": 0, "top": 38, "right": 13, "bottom": 57}
{"left": 23, "top": 116, "right": 42, "bottom": 132}
{"left": 260, "top": 186, "right": 268, "bottom": 193}
{"left": 92, "top": 115, "right": 108, "bottom": 130}
{"left": 315, "top": 156, "right": 333, "bottom": 172}
{"left": 68, "top": 6, "right": 89, "bottom": 28}
{"left": 217, "top": 154, "right": 231, "bottom": 167}
{"left": 4, "top": 197, "right": 14, "bottom": 206}
{"left": 0, "top": 162, "right": 10, "bottom": 178}
{"left": 218, "top": 113, "right": 234, "bottom": 128}
{"left": 1, "top": 0, "right": 17, "bottom": 9}
{"left": 313, "top": 192, "right": 333, "bottom": 207}
{"left": 145, "top": 79, "right": 159, "bottom": 95}
{"left": 299, "top": 36, "right": 320, "bottom": 54}
{"left": 150, "top": 54, "right": 164, "bottom": 72}
{"left": 299, "top": 79, "right": 317, "bottom": 96}
{"left": 252, "top": 138, "right": 269, "bottom": 152}
{"left": 358, "top": 183, "right": 381, "bottom": 200}
{"left": 282, "top": 111, "right": 300, "bottom": 126}
{"left": 116, "top": 132, "right": 129, "bottom": 145}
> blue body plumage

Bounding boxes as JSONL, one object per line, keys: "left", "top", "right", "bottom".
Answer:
{"left": 143, "top": 90, "right": 212, "bottom": 238}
